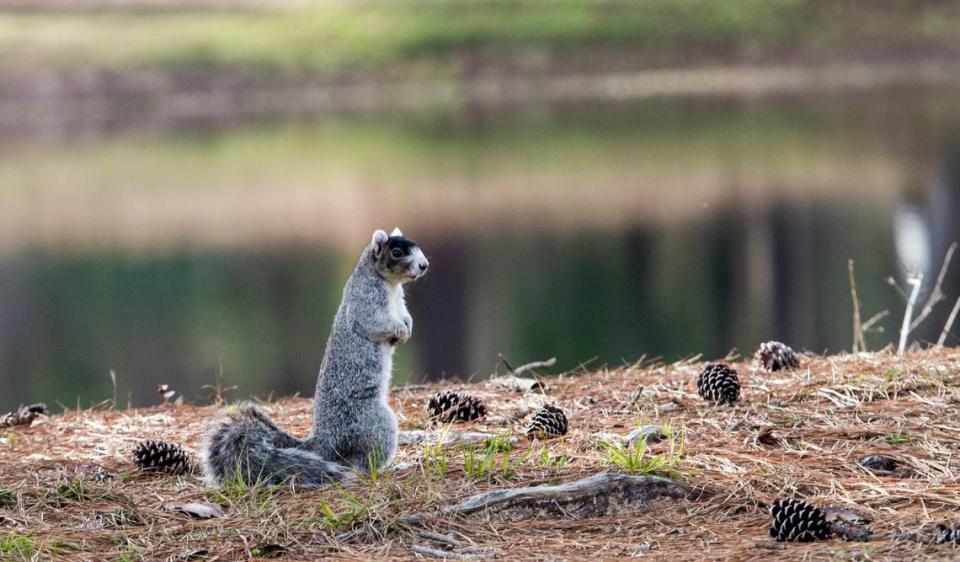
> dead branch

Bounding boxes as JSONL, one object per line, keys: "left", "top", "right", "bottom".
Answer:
{"left": 849, "top": 260, "right": 866, "bottom": 352}
{"left": 512, "top": 357, "right": 557, "bottom": 376}
{"left": 898, "top": 275, "right": 924, "bottom": 355}
{"left": 938, "top": 296, "right": 960, "bottom": 347}
{"left": 409, "top": 545, "right": 497, "bottom": 560}
{"left": 410, "top": 545, "right": 468, "bottom": 559}
{"left": 887, "top": 276, "right": 909, "bottom": 301}
{"left": 498, "top": 354, "right": 555, "bottom": 376}
{"left": 911, "top": 241, "right": 958, "bottom": 331}
{"left": 860, "top": 310, "right": 889, "bottom": 334}
{"left": 497, "top": 353, "right": 515, "bottom": 373}
{"left": 442, "top": 471, "right": 693, "bottom": 520}
{"left": 416, "top": 531, "right": 461, "bottom": 548}
{"left": 492, "top": 354, "right": 554, "bottom": 392}
{"left": 487, "top": 375, "right": 545, "bottom": 393}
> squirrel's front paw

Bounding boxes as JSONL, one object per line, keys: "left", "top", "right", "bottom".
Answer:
{"left": 386, "top": 322, "right": 411, "bottom": 346}
{"left": 394, "top": 324, "right": 412, "bottom": 345}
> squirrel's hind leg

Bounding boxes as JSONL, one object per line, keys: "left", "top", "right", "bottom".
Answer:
{"left": 335, "top": 418, "right": 399, "bottom": 474}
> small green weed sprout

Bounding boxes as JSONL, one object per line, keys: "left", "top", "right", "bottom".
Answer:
{"left": 464, "top": 435, "right": 515, "bottom": 479}
{"left": 0, "top": 534, "right": 37, "bottom": 557}
{"left": 602, "top": 424, "right": 684, "bottom": 477}
{"left": 317, "top": 487, "right": 369, "bottom": 531}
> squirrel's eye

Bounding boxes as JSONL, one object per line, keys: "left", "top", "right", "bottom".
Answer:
{"left": 390, "top": 248, "right": 404, "bottom": 259}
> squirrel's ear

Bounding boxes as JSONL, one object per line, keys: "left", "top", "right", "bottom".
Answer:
{"left": 390, "top": 227, "right": 403, "bottom": 237}
{"left": 371, "top": 229, "right": 388, "bottom": 257}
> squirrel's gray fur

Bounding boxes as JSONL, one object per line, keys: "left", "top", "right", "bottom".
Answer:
{"left": 202, "top": 228, "right": 429, "bottom": 488}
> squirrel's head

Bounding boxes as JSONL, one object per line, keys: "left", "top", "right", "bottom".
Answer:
{"left": 370, "top": 227, "right": 429, "bottom": 284}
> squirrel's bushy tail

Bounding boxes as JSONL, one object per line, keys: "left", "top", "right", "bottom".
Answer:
{"left": 202, "top": 403, "right": 353, "bottom": 488}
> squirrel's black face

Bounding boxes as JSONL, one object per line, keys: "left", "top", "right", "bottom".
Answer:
{"left": 370, "top": 228, "right": 429, "bottom": 284}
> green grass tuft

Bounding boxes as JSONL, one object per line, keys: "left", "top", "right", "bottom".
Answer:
{"left": 602, "top": 425, "right": 685, "bottom": 477}
{"left": 464, "top": 436, "right": 516, "bottom": 479}
{"left": 209, "top": 476, "right": 275, "bottom": 514}
{"left": 316, "top": 487, "right": 371, "bottom": 532}
{"left": 528, "top": 446, "right": 572, "bottom": 469}
{"left": 0, "top": 534, "right": 37, "bottom": 557}
{"left": 0, "top": 488, "right": 15, "bottom": 509}
{"left": 886, "top": 432, "right": 911, "bottom": 445}
{"left": 53, "top": 478, "right": 92, "bottom": 503}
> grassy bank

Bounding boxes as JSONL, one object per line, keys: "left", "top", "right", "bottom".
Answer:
{"left": 1, "top": 1, "right": 959, "bottom": 87}
{"left": 2, "top": 348, "right": 960, "bottom": 559}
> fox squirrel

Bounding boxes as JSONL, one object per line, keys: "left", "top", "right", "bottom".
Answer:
{"left": 202, "top": 228, "right": 429, "bottom": 487}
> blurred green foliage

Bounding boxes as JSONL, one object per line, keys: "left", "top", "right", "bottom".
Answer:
{"left": 0, "top": 0, "right": 957, "bottom": 74}
{"left": 7, "top": 92, "right": 954, "bottom": 196}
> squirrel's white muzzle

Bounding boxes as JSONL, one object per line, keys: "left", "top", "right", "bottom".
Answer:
{"left": 409, "top": 247, "right": 429, "bottom": 280}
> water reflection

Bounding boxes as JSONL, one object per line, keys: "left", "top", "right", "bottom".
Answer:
{"left": 0, "top": 90, "right": 958, "bottom": 410}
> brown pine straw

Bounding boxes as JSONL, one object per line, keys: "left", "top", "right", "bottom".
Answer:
{"left": 2, "top": 348, "right": 960, "bottom": 559}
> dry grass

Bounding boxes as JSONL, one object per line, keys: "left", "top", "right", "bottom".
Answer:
{"left": 3, "top": 348, "right": 960, "bottom": 560}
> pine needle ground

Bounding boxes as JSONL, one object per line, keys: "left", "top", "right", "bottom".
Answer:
{"left": 2, "top": 348, "right": 960, "bottom": 560}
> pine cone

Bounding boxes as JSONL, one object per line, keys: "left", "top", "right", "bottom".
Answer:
{"left": 696, "top": 364, "right": 740, "bottom": 405}
{"left": 936, "top": 524, "right": 960, "bottom": 544}
{"left": 526, "top": 404, "right": 568, "bottom": 440}
{"left": 0, "top": 403, "right": 49, "bottom": 428}
{"left": 754, "top": 341, "right": 800, "bottom": 372}
{"left": 769, "top": 498, "right": 834, "bottom": 542}
{"left": 132, "top": 440, "right": 191, "bottom": 475}
{"left": 427, "top": 391, "right": 487, "bottom": 423}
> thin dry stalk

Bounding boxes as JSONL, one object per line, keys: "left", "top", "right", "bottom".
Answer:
{"left": 498, "top": 354, "right": 556, "bottom": 376}
{"left": 898, "top": 274, "right": 923, "bottom": 355}
{"left": 849, "top": 260, "right": 866, "bottom": 352}
{"left": 861, "top": 310, "right": 889, "bottom": 334}
{"left": 109, "top": 369, "right": 118, "bottom": 408}
{"left": 938, "top": 296, "right": 960, "bottom": 346}
{"left": 513, "top": 357, "right": 557, "bottom": 377}
{"left": 910, "top": 241, "right": 958, "bottom": 331}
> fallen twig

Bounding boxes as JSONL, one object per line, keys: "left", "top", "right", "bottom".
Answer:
{"left": 399, "top": 430, "right": 517, "bottom": 447}
{"left": 938, "top": 295, "right": 960, "bottom": 347}
{"left": 493, "top": 354, "right": 553, "bottom": 392}
{"left": 442, "top": 471, "right": 693, "bottom": 519}
{"left": 910, "top": 241, "right": 957, "bottom": 331}
{"left": 409, "top": 544, "right": 497, "bottom": 560}
{"left": 410, "top": 545, "right": 467, "bottom": 559}
{"left": 417, "top": 531, "right": 461, "bottom": 548}
{"left": 487, "top": 375, "right": 545, "bottom": 393}
{"left": 498, "top": 354, "right": 556, "bottom": 376}
{"left": 511, "top": 357, "right": 557, "bottom": 377}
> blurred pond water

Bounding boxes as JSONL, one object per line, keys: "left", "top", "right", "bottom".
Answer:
{"left": 1, "top": 88, "right": 959, "bottom": 410}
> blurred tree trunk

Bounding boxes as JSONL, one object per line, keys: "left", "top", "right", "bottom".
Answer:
{"left": 410, "top": 237, "right": 468, "bottom": 381}
{"left": 917, "top": 145, "right": 960, "bottom": 346}
{"left": 0, "top": 263, "right": 37, "bottom": 409}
